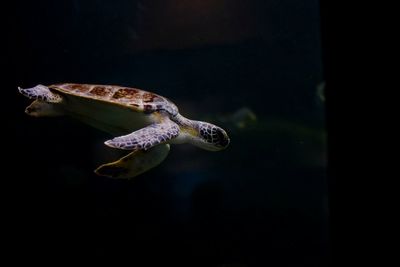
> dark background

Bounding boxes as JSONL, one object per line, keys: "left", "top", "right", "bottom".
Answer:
{"left": 6, "top": 0, "right": 328, "bottom": 265}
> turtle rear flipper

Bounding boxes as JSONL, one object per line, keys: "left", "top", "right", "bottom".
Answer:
{"left": 18, "top": 85, "right": 63, "bottom": 103}
{"left": 95, "top": 144, "right": 170, "bottom": 179}
{"left": 19, "top": 85, "right": 64, "bottom": 117}
{"left": 24, "top": 100, "right": 64, "bottom": 117}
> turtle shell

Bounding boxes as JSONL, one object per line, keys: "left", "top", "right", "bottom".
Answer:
{"left": 49, "top": 83, "right": 178, "bottom": 116}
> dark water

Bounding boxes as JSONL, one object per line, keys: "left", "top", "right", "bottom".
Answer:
{"left": 7, "top": 0, "right": 327, "bottom": 265}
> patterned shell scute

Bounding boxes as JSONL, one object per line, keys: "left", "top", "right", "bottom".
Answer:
{"left": 50, "top": 83, "right": 178, "bottom": 116}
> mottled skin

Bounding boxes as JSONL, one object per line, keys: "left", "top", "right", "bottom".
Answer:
{"left": 18, "top": 83, "right": 230, "bottom": 179}
{"left": 105, "top": 119, "right": 180, "bottom": 150}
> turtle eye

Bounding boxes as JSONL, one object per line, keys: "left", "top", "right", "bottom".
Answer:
{"left": 213, "top": 128, "right": 230, "bottom": 148}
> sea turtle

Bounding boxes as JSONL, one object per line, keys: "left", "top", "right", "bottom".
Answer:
{"left": 18, "top": 83, "right": 230, "bottom": 179}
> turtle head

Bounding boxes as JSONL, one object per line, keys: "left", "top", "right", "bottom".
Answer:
{"left": 194, "top": 122, "right": 230, "bottom": 151}
{"left": 171, "top": 114, "right": 230, "bottom": 151}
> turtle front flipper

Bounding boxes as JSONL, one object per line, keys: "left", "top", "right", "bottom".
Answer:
{"left": 95, "top": 144, "right": 170, "bottom": 179}
{"left": 104, "top": 118, "right": 180, "bottom": 150}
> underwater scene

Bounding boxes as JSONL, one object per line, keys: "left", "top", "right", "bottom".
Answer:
{"left": 9, "top": 0, "right": 328, "bottom": 266}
